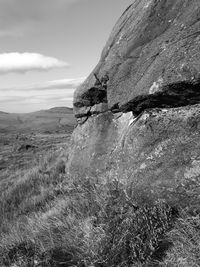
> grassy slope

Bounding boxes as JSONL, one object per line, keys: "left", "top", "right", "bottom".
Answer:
{"left": 0, "top": 137, "right": 200, "bottom": 266}
{"left": 0, "top": 108, "right": 199, "bottom": 266}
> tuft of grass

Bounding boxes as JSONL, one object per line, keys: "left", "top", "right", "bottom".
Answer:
{"left": 0, "top": 150, "right": 67, "bottom": 235}
{"left": 162, "top": 214, "right": 200, "bottom": 267}
{"left": 1, "top": 146, "right": 200, "bottom": 266}
{"left": 96, "top": 181, "right": 177, "bottom": 267}
{"left": 0, "top": 175, "right": 178, "bottom": 267}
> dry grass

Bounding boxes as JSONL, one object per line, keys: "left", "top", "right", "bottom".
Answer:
{"left": 162, "top": 214, "right": 200, "bottom": 267}
{"left": 0, "top": 163, "right": 177, "bottom": 267}
{"left": 0, "top": 147, "right": 200, "bottom": 266}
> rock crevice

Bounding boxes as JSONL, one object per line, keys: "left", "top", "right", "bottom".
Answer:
{"left": 75, "top": 79, "right": 200, "bottom": 124}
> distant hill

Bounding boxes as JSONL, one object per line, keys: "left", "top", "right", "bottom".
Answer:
{"left": 0, "top": 107, "right": 76, "bottom": 134}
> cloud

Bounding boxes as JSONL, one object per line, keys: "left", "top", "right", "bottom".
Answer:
{"left": 0, "top": 77, "right": 85, "bottom": 112}
{"left": 22, "top": 77, "right": 85, "bottom": 91}
{"left": 0, "top": 77, "right": 85, "bottom": 92}
{"left": 0, "top": 53, "right": 69, "bottom": 74}
{"left": 0, "top": 30, "right": 22, "bottom": 38}
{"left": 0, "top": 0, "right": 80, "bottom": 30}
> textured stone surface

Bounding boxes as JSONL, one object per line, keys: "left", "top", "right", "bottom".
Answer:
{"left": 67, "top": 0, "right": 200, "bottom": 200}
{"left": 74, "top": 0, "right": 200, "bottom": 117}
{"left": 68, "top": 105, "right": 200, "bottom": 200}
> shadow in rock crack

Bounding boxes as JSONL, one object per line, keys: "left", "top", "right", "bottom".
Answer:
{"left": 74, "top": 79, "right": 200, "bottom": 125}
{"left": 74, "top": 74, "right": 109, "bottom": 109}
{"left": 120, "top": 79, "right": 200, "bottom": 116}
{"left": 74, "top": 87, "right": 107, "bottom": 108}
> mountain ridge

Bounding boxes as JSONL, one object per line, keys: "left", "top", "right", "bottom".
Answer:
{"left": 0, "top": 106, "right": 76, "bottom": 134}
{"left": 0, "top": 106, "right": 73, "bottom": 115}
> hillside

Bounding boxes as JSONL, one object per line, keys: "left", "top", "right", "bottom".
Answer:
{"left": 0, "top": 107, "right": 76, "bottom": 134}
{"left": 0, "top": 106, "right": 76, "bottom": 192}
{"left": 1, "top": 1, "right": 200, "bottom": 266}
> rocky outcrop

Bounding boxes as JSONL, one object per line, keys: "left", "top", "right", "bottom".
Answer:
{"left": 68, "top": 104, "right": 200, "bottom": 204}
{"left": 67, "top": 0, "right": 200, "bottom": 201}
{"left": 74, "top": 0, "right": 200, "bottom": 117}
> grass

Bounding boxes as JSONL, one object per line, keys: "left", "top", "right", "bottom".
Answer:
{"left": 162, "top": 214, "right": 200, "bottom": 267}
{"left": 0, "top": 146, "right": 200, "bottom": 266}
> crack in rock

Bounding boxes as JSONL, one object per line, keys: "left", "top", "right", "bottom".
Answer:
{"left": 120, "top": 79, "right": 200, "bottom": 116}
{"left": 75, "top": 79, "right": 200, "bottom": 125}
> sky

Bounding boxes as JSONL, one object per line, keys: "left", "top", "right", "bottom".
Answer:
{"left": 0, "top": 0, "right": 133, "bottom": 113}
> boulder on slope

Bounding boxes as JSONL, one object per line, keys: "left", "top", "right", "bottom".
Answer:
{"left": 68, "top": 0, "right": 200, "bottom": 203}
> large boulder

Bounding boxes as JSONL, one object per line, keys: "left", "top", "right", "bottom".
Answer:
{"left": 74, "top": 0, "right": 200, "bottom": 115}
{"left": 67, "top": 0, "right": 200, "bottom": 200}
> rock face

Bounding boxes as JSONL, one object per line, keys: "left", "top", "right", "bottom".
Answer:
{"left": 67, "top": 0, "right": 200, "bottom": 201}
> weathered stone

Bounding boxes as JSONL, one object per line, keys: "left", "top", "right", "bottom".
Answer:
{"left": 68, "top": 104, "right": 200, "bottom": 201}
{"left": 75, "top": 106, "right": 91, "bottom": 119}
{"left": 90, "top": 103, "right": 109, "bottom": 115}
{"left": 74, "top": 0, "right": 200, "bottom": 116}
{"left": 67, "top": 0, "right": 200, "bottom": 202}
